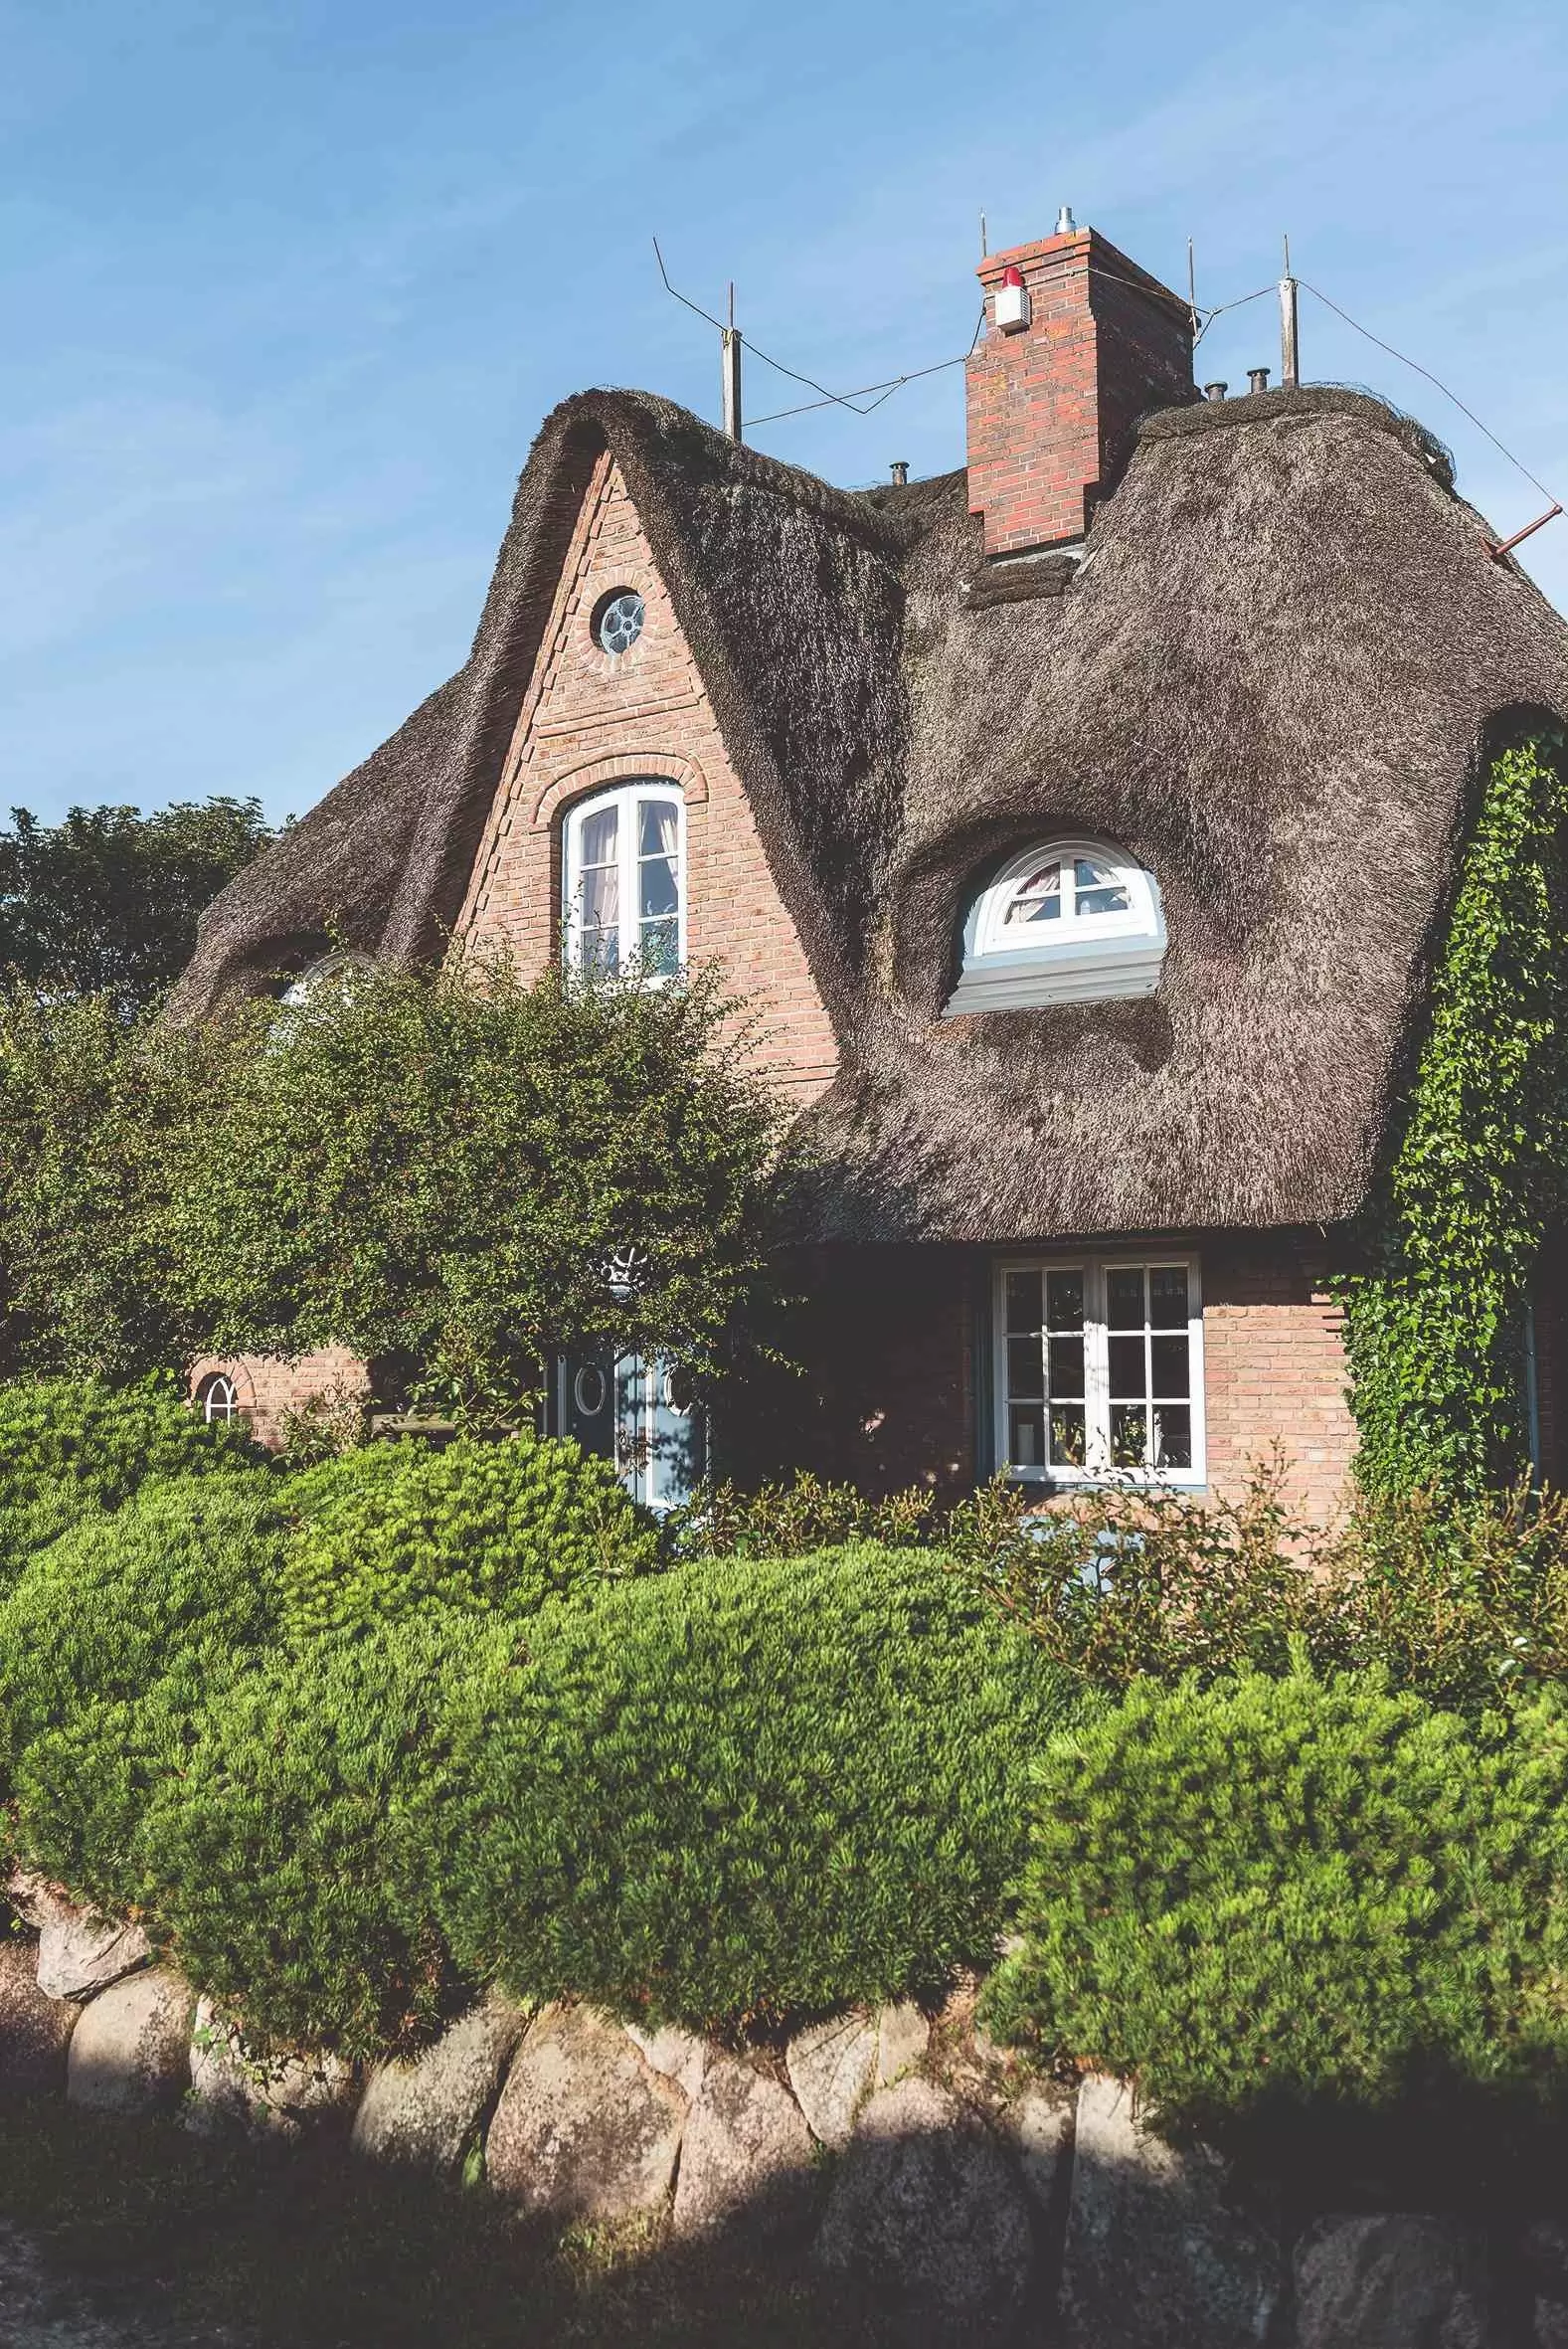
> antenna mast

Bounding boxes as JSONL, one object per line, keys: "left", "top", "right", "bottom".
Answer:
{"left": 722, "top": 281, "right": 743, "bottom": 442}
{"left": 1280, "top": 234, "right": 1300, "bottom": 388}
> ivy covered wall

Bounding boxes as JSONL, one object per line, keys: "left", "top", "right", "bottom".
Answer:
{"left": 1338, "top": 730, "right": 1568, "bottom": 1498}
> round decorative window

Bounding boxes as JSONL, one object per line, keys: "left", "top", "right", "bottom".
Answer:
{"left": 595, "top": 589, "right": 645, "bottom": 655}
{"left": 573, "top": 1365, "right": 609, "bottom": 1417}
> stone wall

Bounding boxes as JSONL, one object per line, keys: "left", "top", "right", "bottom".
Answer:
{"left": 4, "top": 1878, "right": 1563, "bottom": 2347}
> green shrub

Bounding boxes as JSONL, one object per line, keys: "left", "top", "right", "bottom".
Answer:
{"left": 0, "top": 1473, "right": 286, "bottom": 1776}
{"left": 944, "top": 1458, "right": 1312, "bottom": 1690}
{"left": 943, "top": 1463, "right": 1568, "bottom": 1717}
{"left": 1306, "top": 1481, "right": 1568, "bottom": 1712}
{"left": 0, "top": 1479, "right": 104, "bottom": 1601}
{"left": 133, "top": 1614, "right": 503, "bottom": 2058}
{"left": 417, "top": 1544, "right": 1080, "bottom": 2034}
{"left": 16, "top": 1681, "right": 204, "bottom": 1917}
{"left": 0, "top": 1373, "right": 264, "bottom": 1523}
{"left": 280, "top": 1432, "right": 662, "bottom": 1639}
{"left": 983, "top": 1668, "right": 1568, "bottom": 2134}
{"left": 672, "top": 1470, "right": 937, "bottom": 1557}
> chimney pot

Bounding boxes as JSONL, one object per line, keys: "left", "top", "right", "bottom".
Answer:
{"left": 1248, "top": 365, "right": 1270, "bottom": 395}
{"left": 1056, "top": 205, "right": 1077, "bottom": 235}
{"left": 1203, "top": 381, "right": 1229, "bottom": 402}
{"left": 890, "top": 460, "right": 909, "bottom": 486}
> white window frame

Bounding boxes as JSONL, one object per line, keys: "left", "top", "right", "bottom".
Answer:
{"left": 991, "top": 1253, "right": 1206, "bottom": 1488}
{"left": 562, "top": 781, "right": 686, "bottom": 982}
{"left": 279, "top": 952, "right": 367, "bottom": 1010}
{"left": 945, "top": 836, "right": 1166, "bottom": 1015}
{"left": 196, "top": 1372, "right": 241, "bottom": 1426}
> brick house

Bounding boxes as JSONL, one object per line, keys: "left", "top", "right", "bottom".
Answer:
{"left": 174, "top": 216, "right": 1568, "bottom": 1516}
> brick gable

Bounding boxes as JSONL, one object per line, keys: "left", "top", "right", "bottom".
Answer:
{"left": 456, "top": 452, "right": 839, "bottom": 1103}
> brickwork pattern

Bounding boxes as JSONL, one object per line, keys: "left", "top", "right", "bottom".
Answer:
{"left": 1199, "top": 1239, "right": 1358, "bottom": 1525}
{"left": 454, "top": 452, "right": 839, "bottom": 1105}
{"left": 188, "top": 1349, "right": 370, "bottom": 1450}
{"left": 967, "top": 229, "right": 1194, "bottom": 557}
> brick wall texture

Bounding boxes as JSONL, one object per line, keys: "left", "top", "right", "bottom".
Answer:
{"left": 188, "top": 1348, "right": 371, "bottom": 1451}
{"left": 455, "top": 450, "right": 839, "bottom": 1104}
{"left": 731, "top": 1237, "right": 1359, "bottom": 1525}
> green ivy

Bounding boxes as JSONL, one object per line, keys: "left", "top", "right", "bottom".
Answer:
{"left": 1338, "top": 732, "right": 1568, "bottom": 1497}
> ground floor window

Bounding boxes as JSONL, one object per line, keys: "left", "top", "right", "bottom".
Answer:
{"left": 993, "top": 1254, "right": 1205, "bottom": 1485}
{"left": 195, "top": 1371, "right": 241, "bottom": 1426}
{"left": 553, "top": 1351, "right": 705, "bottom": 1512}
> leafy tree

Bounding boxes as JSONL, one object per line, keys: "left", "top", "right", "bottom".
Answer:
{"left": 0, "top": 987, "right": 249, "bottom": 1380}
{"left": 0, "top": 950, "right": 789, "bottom": 1407}
{"left": 0, "top": 799, "right": 272, "bottom": 1015}
{"left": 164, "top": 952, "right": 791, "bottom": 1413}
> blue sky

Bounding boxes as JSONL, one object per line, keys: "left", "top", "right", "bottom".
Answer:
{"left": 3, "top": 0, "right": 1566, "bottom": 824}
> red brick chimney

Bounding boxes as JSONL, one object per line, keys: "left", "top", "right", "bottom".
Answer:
{"left": 966, "top": 223, "right": 1195, "bottom": 558}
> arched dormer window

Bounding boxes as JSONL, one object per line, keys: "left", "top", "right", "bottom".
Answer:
{"left": 563, "top": 782, "right": 685, "bottom": 981}
{"left": 943, "top": 837, "right": 1165, "bottom": 1016}
{"left": 278, "top": 952, "right": 367, "bottom": 1011}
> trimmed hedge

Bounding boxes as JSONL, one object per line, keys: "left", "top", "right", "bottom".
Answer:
{"left": 280, "top": 1432, "right": 661, "bottom": 1639}
{"left": 134, "top": 1614, "right": 508, "bottom": 2059}
{"left": 982, "top": 1669, "right": 1568, "bottom": 2133}
{"left": 0, "top": 1373, "right": 264, "bottom": 1519}
{"left": 0, "top": 1374, "right": 265, "bottom": 1594}
{"left": 416, "top": 1544, "right": 1081, "bottom": 2034}
{"left": 0, "top": 1473, "right": 287, "bottom": 1778}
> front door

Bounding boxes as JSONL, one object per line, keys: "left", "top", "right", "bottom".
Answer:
{"left": 556, "top": 1352, "right": 704, "bottom": 1511}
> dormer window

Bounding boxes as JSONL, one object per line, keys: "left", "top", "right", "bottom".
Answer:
{"left": 944, "top": 837, "right": 1165, "bottom": 1015}
{"left": 563, "top": 782, "right": 685, "bottom": 980}
{"left": 277, "top": 949, "right": 368, "bottom": 1004}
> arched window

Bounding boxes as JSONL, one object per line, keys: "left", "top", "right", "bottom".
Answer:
{"left": 563, "top": 783, "right": 685, "bottom": 980}
{"left": 943, "top": 837, "right": 1165, "bottom": 1015}
{"left": 278, "top": 952, "right": 367, "bottom": 1010}
{"left": 195, "top": 1372, "right": 240, "bottom": 1426}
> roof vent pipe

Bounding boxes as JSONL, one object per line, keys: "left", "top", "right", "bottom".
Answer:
{"left": 1056, "top": 205, "right": 1076, "bottom": 235}
{"left": 1248, "top": 366, "right": 1270, "bottom": 394}
{"left": 1203, "top": 381, "right": 1228, "bottom": 402}
{"left": 890, "top": 460, "right": 909, "bottom": 485}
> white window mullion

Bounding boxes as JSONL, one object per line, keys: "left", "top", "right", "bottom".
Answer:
{"left": 1085, "top": 1261, "right": 1111, "bottom": 1476}
{"left": 618, "top": 801, "right": 636, "bottom": 971}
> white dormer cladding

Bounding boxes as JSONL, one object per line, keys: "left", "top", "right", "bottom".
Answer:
{"left": 944, "top": 837, "right": 1166, "bottom": 1015}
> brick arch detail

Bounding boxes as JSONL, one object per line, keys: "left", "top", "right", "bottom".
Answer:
{"left": 530, "top": 748, "right": 711, "bottom": 832}
{"left": 188, "top": 1355, "right": 261, "bottom": 1417}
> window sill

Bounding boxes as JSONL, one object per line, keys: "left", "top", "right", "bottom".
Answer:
{"left": 943, "top": 944, "right": 1163, "bottom": 1016}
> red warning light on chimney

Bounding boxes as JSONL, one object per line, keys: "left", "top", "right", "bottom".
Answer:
{"left": 994, "top": 263, "right": 1031, "bottom": 334}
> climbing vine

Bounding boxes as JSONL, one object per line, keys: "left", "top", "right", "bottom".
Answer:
{"left": 1338, "top": 731, "right": 1568, "bottom": 1498}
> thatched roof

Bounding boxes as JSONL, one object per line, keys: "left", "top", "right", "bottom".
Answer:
{"left": 172, "top": 383, "right": 1568, "bottom": 1243}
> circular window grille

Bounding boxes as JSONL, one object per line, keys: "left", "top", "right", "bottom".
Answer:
{"left": 573, "top": 1365, "right": 609, "bottom": 1417}
{"left": 197, "top": 1373, "right": 240, "bottom": 1425}
{"left": 596, "top": 590, "right": 645, "bottom": 656}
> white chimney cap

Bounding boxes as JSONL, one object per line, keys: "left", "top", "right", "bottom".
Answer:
{"left": 1056, "top": 205, "right": 1077, "bottom": 235}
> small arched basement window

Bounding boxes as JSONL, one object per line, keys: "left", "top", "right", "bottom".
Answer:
{"left": 195, "top": 1372, "right": 240, "bottom": 1426}
{"left": 943, "top": 838, "right": 1166, "bottom": 1016}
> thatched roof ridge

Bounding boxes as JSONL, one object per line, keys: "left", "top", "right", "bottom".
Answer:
{"left": 172, "top": 378, "right": 1568, "bottom": 1243}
